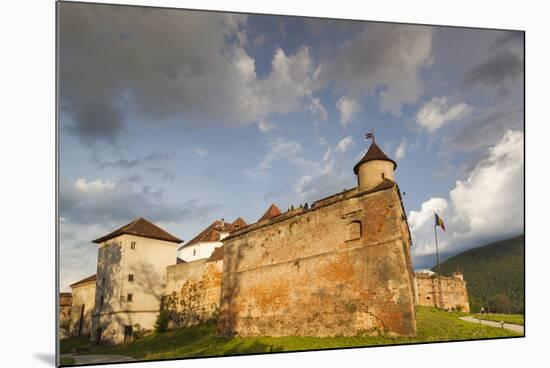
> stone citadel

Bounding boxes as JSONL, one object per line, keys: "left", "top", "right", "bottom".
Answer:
{"left": 60, "top": 135, "right": 469, "bottom": 344}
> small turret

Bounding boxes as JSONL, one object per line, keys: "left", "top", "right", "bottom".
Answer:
{"left": 353, "top": 132, "right": 397, "bottom": 191}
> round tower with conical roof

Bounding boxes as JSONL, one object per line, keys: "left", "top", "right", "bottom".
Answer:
{"left": 353, "top": 133, "right": 397, "bottom": 192}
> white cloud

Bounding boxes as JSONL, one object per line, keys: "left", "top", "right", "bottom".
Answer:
{"left": 256, "top": 47, "right": 325, "bottom": 121}
{"left": 395, "top": 139, "right": 407, "bottom": 160}
{"left": 74, "top": 178, "right": 115, "bottom": 193}
{"left": 409, "top": 130, "right": 523, "bottom": 259}
{"left": 336, "top": 96, "right": 360, "bottom": 127}
{"left": 192, "top": 148, "right": 208, "bottom": 157}
{"left": 308, "top": 96, "right": 328, "bottom": 122}
{"left": 409, "top": 198, "right": 449, "bottom": 233}
{"left": 319, "top": 137, "right": 328, "bottom": 146}
{"left": 295, "top": 175, "right": 314, "bottom": 198}
{"left": 450, "top": 129, "right": 523, "bottom": 240}
{"left": 293, "top": 141, "right": 355, "bottom": 201}
{"left": 335, "top": 136, "right": 354, "bottom": 153}
{"left": 258, "top": 118, "right": 275, "bottom": 133}
{"left": 416, "top": 97, "right": 472, "bottom": 132}
{"left": 244, "top": 138, "right": 317, "bottom": 178}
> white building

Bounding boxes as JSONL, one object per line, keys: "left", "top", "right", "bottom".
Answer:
{"left": 177, "top": 218, "right": 247, "bottom": 262}
{"left": 90, "top": 218, "right": 182, "bottom": 344}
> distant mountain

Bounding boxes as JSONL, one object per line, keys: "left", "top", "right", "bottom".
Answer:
{"left": 432, "top": 234, "right": 524, "bottom": 313}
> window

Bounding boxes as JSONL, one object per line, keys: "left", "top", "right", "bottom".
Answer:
{"left": 427, "top": 296, "right": 431, "bottom": 300}
{"left": 347, "top": 221, "right": 362, "bottom": 241}
{"left": 101, "top": 277, "right": 105, "bottom": 286}
{"left": 100, "top": 296, "right": 104, "bottom": 305}
{"left": 128, "top": 274, "right": 134, "bottom": 282}
{"left": 130, "top": 241, "right": 136, "bottom": 250}
{"left": 193, "top": 249, "right": 196, "bottom": 256}
{"left": 127, "top": 293, "right": 133, "bottom": 302}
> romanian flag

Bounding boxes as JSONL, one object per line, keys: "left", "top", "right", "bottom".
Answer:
{"left": 435, "top": 213, "right": 446, "bottom": 231}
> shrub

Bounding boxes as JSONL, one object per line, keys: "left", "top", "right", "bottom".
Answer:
{"left": 155, "top": 310, "right": 169, "bottom": 333}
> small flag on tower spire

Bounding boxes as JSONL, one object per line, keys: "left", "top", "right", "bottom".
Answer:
{"left": 366, "top": 129, "right": 375, "bottom": 142}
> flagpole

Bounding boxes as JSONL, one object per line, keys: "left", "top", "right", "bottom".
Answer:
{"left": 434, "top": 223, "right": 443, "bottom": 309}
{"left": 434, "top": 223, "right": 441, "bottom": 277}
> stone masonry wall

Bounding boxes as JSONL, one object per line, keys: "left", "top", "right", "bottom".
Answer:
{"left": 163, "top": 259, "right": 223, "bottom": 329}
{"left": 218, "top": 186, "right": 416, "bottom": 337}
{"left": 415, "top": 274, "right": 470, "bottom": 312}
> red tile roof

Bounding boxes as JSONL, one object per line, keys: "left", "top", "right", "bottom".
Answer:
{"left": 60, "top": 293, "right": 72, "bottom": 306}
{"left": 178, "top": 218, "right": 247, "bottom": 250}
{"left": 231, "top": 217, "right": 247, "bottom": 231}
{"left": 353, "top": 142, "right": 397, "bottom": 174}
{"left": 92, "top": 218, "right": 183, "bottom": 244}
{"left": 258, "top": 204, "right": 282, "bottom": 222}
{"left": 207, "top": 246, "right": 224, "bottom": 262}
{"left": 70, "top": 274, "right": 97, "bottom": 288}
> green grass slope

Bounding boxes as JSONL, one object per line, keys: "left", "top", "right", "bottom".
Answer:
{"left": 436, "top": 234, "right": 524, "bottom": 313}
{"left": 60, "top": 307, "right": 520, "bottom": 363}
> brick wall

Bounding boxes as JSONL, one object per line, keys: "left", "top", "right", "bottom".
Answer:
{"left": 163, "top": 259, "right": 223, "bottom": 328}
{"left": 218, "top": 185, "right": 416, "bottom": 337}
{"left": 415, "top": 273, "right": 470, "bottom": 312}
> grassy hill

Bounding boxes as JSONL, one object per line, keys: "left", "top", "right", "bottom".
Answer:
{"left": 60, "top": 307, "right": 520, "bottom": 364}
{"left": 435, "top": 234, "right": 524, "bottom": 313}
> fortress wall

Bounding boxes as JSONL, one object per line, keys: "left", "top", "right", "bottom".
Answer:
{"left": 162, "top": 259, "right": 223, "bottom": 328}
{"left": 69, "top": 282, "right": 96, "bottom": 337}
{"left": 219, "top": 186, "right": 416, "bottom": 337}
{"left": 415, "top": 275, "right": 470, "bottom": 312}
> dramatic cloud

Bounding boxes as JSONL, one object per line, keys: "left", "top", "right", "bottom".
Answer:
{"left": 59, "top": 4, "right": 325, "bottom": 145}
{"left": 319, "top": 23, "right": 433, "bottom": 115}
{"left": 448, "top": 105, "right": 523, "bottom": 153}
{"left": 463, "top": 32, "right": 523, "bottom": 97}
{"left": 395, "top": 139, "right": 407, "bottom": 160}
{"left": 463, "top": 51, "right": 523, "bottom": 94}
{"left": 449, "top": 130, "right": 523, "bottom": 241}
{"left": 60, "top": 177, "right": 220, "bottom": 226}
{"left": 335, "top": 136, "right": 354, "bottom": 153}
{"left": 410, "top": 130, "right": 523, "bottom": 260}
{"left": 336, "top": 96, "right": 360, "bottom": 126}
{"left": 416, "top": 97, "right": 472, "bottom": 132}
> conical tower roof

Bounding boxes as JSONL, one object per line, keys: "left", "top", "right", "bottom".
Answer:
{"left": 353, "top": 141, "right": 397, "bottom": 174}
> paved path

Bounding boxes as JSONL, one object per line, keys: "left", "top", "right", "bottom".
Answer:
{"left": 61, "top": 354, "right": 135, "bottom": 365}
{"left": 459, "top": 316, "right": 524, "bottom": 334}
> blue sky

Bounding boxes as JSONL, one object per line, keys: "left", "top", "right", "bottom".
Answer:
{"left": 58, "top": 3, "right": 524, "bottom": 290}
